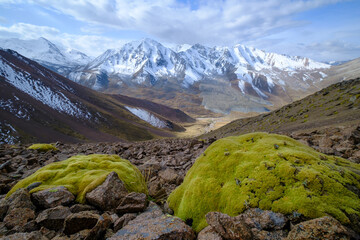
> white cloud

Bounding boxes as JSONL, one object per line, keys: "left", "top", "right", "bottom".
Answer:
{"left": 0, "top": 23, "right": 60, "bottom": 39}
{"left": 301, "top": 41, "right": 360, "bottom": 61}
{"left": 31, "top": 0, "right": 344, "bottom": 45}
{"left": 0, "top": 23, "right": 128, "bottom": 56}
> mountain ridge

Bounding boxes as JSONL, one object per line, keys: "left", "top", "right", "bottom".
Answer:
{"left": 1, "top": 37, "right": 358, "bottom": 117}
{"left": 0, "top": 49, "right": 192, "bottom": 144}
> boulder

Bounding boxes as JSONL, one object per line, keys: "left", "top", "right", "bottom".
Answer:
{"left": 197, "top": 226, "right": 223, "bottom": 240}
{"left": 35, "top": 205, "right": 72, "bottom": 231}
{"left": 109, "top": 202, "right": 196, "bottom": 240}
{"left": 116, "top": 192, "right": 148, "bottom": 214}
{"left": 241, "top": 208, "right": 287, "bottom": 231}
{"left": 4, "top": 208, "right": 35, "bottom": 229}
{"left": 63, "top": 211, "right": 100, "bottom": 235}
{"left": 85, "top": 172, "right": 128, "bottom": 211}
{"left": 31, "top": 186, "right": 75, "bottom": 209}
{"left": 6, "top": 188, "right": 35, "bottom": 211}
{"left": 206, "top": 212, "right": 252, "bottom": 240}
{"left": 287, "top": 216, "right": 353, "bottom": 240}
{"left": 205, "top": 210, "right": 288, "bottom": 240}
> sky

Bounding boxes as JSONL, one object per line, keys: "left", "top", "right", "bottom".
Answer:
{"left": 0, "top": 0, "right": 359, "bottom": 62}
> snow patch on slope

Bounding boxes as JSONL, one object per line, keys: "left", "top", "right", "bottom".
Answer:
{"left": 0, "top": 99, "right": 32, "bottom": 120}
{"left": 0, "top": 122, "right": 18, "bottom": 144}
{"left": 125, "top": 106, "right": 167, "bottom": 128}
{"left": 0, "top": 56, "right": 92, "bottom": 119}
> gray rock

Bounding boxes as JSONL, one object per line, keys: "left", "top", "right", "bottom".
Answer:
{"left": 35, "top": 205, "right": 72, "bottom": 231}
{"left": 85, "top": 172, "right": 128, "bottom": 211}
{"left": 116, "top": 192, "right": 148, "bottom": 214}
{"left": 206, "top": 210, "right": 288, "bottom": 240}
{"left": 4, "top": 208, "right": 35, "bottom": 229}
{"left": 109, "top": 202, "right": 196, "bottom": 240}
{"left": 206, "top": 212, "right": 252, "bottom": 240}
{"left": 31, "top": 186, "right": 75, "bottom": 209}
{"left": 63, "top": 211, "right": 100, "bottom": 235}
{"left": 242, "top": 208, "right": 287, "bottom": 230}
{"left": 287, "top": 216, "right": 353, "bottom": 240}
{"left": 6, "top": 188, "right": 35, "bottom": 211}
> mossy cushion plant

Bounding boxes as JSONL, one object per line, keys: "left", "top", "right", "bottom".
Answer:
{"left": 7, "top": 154, "right": 148, "bottom": 203}
{"left": 167, "top": 132, "right": 360, "bottom": 232}
{"left": 27, "top": 143, "right": 58, "bottom": 152}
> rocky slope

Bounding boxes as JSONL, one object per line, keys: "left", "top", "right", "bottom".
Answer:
{"left": 1, "top": 128, "right": 360, "bottom": 239}
{"left": 202, "top": 78, "right": 360, "bottom": 160}
{"left": 0, "top": 49, "right": 192, "bottom": 144}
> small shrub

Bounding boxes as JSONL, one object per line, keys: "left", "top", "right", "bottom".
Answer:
{"left": 27, "top": 144, "right": 58, "bottom": 152}
{"left": 7, "top": 154, "right": 148, "bottom": 203}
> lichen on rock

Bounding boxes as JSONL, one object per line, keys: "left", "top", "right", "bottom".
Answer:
{"left": 6, "top": 154, "right": 148, "bottom": 203}
{"left": 167, "top": 132, "right": 360, "bottom": 232}
{"left": 27, "top": 143, "right": 58, "bottom": 152}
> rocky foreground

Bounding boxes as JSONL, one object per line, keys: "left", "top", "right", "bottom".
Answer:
{"left": 0, "top": 126, "right": 360, "bottom": 239}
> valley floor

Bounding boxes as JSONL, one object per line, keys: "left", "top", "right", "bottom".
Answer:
{"left": 176, "top": 111, "right": 261, "bottom": 138}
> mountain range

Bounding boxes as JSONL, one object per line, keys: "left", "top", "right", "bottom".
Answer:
{"left": 0, "top": 48, "right": 194, "bottom": 144}
{"left": 1, "top": 37, "right": 359, "bottom": 117}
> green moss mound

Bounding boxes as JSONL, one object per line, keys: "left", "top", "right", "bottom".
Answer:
{"left": 7, "top": 154, "right": 148, "bottom": 203}
{"left": 27, "top": 143, "right": 58, "bottom": 151}
{"left": 167, "top": 132, "right": 360, "bottom": 232}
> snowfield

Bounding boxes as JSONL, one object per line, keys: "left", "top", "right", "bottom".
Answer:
{"left": 125, "top": 106, "right": 168, "bottom": 128}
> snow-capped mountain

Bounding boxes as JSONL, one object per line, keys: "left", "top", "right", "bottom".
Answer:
{"left": 0, "top": 37, "right": 92, "bottom": 75}
{"left": 69, "top": 38, "right": 331, "bottom": 114}
{"left": 2, "top": 37, "right": 349, "bottom": 115}
{"left": 0, "top": 49, "right": 190, "bottom": 143}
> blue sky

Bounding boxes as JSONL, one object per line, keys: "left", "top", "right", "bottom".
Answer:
{"left": 0, "top": 0, "right": 359, "bottom": 61}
